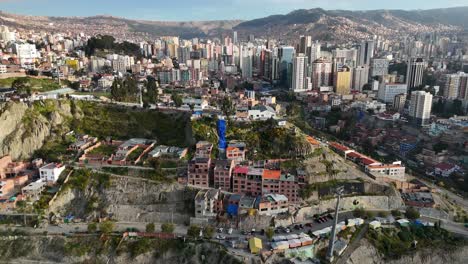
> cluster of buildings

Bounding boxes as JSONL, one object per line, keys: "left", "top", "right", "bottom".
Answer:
{"left": 186, "top": 140, "right": 304, "bottom": 204}
{"left": 328, "top": 142, "right": 406, "bottom": 183}
{"left": 0, "top": 155, "right": 66, "bottom": 210}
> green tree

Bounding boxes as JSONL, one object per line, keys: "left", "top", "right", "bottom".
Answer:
{"left": 146, "top": 223, "right": 155, "bottom": 233}
{"left": 146, "top": 76, "right": 158, "bottom": 103}
{"left": 161, "top": 223, "right": 175, "bottom": 234}
{"left": 203, "top": 226, "right": 214, "bottom": 239}
{"left": 99, "top": 220, "right": 115, "bottom": 234}
{"left": 265, "top": 227, "right": 275, "bottom": 240}
{"left": 220, "top": 96, "right": 235, "bottom": 117}
{"left": 110, "top": 78, "right": 124, "bottom": 101}
{"left": 353, "top": 208, "right": 366, "bottom": 218}
{"left": 87, "top": 223, "right": 97, "bottom": 233}
{"left": 187, "top": 225, "right": 200, "bottom": 238}
{"left": 391, "top": 209, "right": 402, "bottom": 217}
{"left": 12, "top": 77, "right": 32, "bottom": 96}
{"left": 405, "top": 207, "right": 420, "bottom": 220}
{"left": 171, "top": 92, "right": 183, "bottom": 107}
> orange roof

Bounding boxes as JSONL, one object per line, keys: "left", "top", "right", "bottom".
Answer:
{"left": 262, "top": 170, "right": 281, "bottom": 180}
{"left": 226, "top": 146, "right": 239, "bottom": 152}
{"left": 306, "top": 136, "right": 320, "bottom": 146}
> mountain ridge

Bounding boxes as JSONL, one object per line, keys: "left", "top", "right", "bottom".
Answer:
{"left": 1, "top": 6, "right": 467, "bottom": 40}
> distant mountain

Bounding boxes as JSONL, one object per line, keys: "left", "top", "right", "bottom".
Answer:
{"left": 1, "top": 6, "right": 468, "bottom": 41}
{"left": 234, "top": 7, "right": 468, "bottom": 41}
{"left": 0, "top": 12, "right": 242, "bottom": 39}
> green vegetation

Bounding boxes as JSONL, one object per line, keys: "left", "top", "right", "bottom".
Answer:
{"left": 391, "top": 210, "right": 402, "bottom": 217}
{"left": 84, "top": 35, "right": 141, "bottom": 58}
{"left": 192, "top": 117, "right": 307, "bottom": 160}
{"left": 405, "top": 207, "right": 420, "bottom": 220}
{"left": 367, "top": 225, "right": 466, "bottom": 260}
{"left": 110, "top": 76, "right": 139, "bottom": 102}
{"left": 88, "top": 144, "right": 118, "bottom": 156}
{"left": 99, "top": 220, "right": 115, "bottom": 234}
{"left": 161, "top": 223, "right": 175, "bottom": 234}
{"left": 87, "top": 223, "right": 97, "bottom": 233}
{"left": 146, "top": 223, "right": 155, "bottom": 233}
{"left": 0, "top": 77, "right": 60, "bottom": 94}
{"left": 100, "top": 166, "right": 174, "bottom": 184}
{"left": 74, "top": 101, "right": 190, "bottom": 146}
{"left": 63, "top": 169, "right": 111, "bottom": 192}
{"left": 187, "top": 225, "right": 201, "bottom": 238}
{"left": 266, "top": 227, "right": 275, "bottom": 240}
{"left": 127, "top": 147, "right": 145, "bottom": 162}
{"left": 203, "top": 226, "right": 215, "bottom": 239}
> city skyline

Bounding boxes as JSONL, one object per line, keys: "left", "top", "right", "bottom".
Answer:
{"left": 0, "top": 0, "right": 467, "bottom": 21}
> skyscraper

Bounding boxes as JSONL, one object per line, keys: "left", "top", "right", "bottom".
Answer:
{"left": 409, "top": 91, "right": 433, "bottom": 126}
{"left": 299, "top": 35, "right": 312, "bottom": 55}
{"left": 406, "top": 57, "right": 425, "bottom": 90}
{"left": 352, "top": 65, "right": 369, "bottom": 91}
{"left": 278, "top": 46, "right": 295, "bottom": 88}
{"left": 291, "top": 53, "right": 308, "bottom": 92}
{"left": 370, "top": 58, "right": 389, "bottom": 77}
{"left": 311, "top": 58, "right": 332, "bottom": 90}
{"left": 334, "top": 65, "right": 352, "bottom": 95}
{"left": 357, "top": 40, "right": 375, "bottom": 66}
{"left": 233, "top": 31, "right": 238, "bottom": 44}
{"left": 442, "top": 72, "right": 468, "bottom": 100}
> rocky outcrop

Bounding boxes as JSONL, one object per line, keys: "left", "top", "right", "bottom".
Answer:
{"left": 346, "top": 238, "right": 468, "bottom": 264}
{"left": 0, "top": 101, "right": 76, "bottom": 160}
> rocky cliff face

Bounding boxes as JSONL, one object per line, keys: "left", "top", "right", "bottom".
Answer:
{"left": 346, "top": 238, "right": 468, "bottom": 264}
{"left": 0, "top": 101, "right": 77, "bottom": 160}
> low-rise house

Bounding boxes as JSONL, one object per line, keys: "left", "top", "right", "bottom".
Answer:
{"left": 194, "top": 189, "right": 220, "bottom": 218}
{"left": 213, "top": 159, "right": 234, "bottom": 191}
{"left": 239, "top": 195, "right": 257, "bottom": 214}
{"left": 248, "top": 105, "right": 277, "bottom": 120}
{"left": 69, "top": 135, "right": 98, "bottom": 151}
{"left": 401, "top": 192, "right": 435, "bottom": 208}
{"left": 256, "top": 194, "right": 289, "bottom": 216}
{"left": 0, "top": 179, "right": 14, "bottom": 197}
{"left": 22, "top": 180, "right": 46, "bottom": 202}
{"left": 187, "top": 157, "right": 212, "bottom": 188}
{"left": 366, "top": 161, "right": 406, "bottom": 182}
{"left": 0, "top": 155, "right": 29, "bottom": 179}
{"left": 434, "top": 163, "right": 460, "bottom": 177}
{"left": 226, "top": 141, "right": 246, "bottom": 162}
{"left": 39, "top": 163, "right": 66, "bottom": 183}
{"left": 195, "top": 141, "right": 213, "bottom": 158}
{"left": 148, "top": 145, "right": 188, "bottom": 159}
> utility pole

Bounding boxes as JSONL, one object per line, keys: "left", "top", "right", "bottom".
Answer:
{"left": 326, "top": 186, "right": 345, "bottom": 263}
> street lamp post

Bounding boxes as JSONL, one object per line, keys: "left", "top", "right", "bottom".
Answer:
{"left": 326, "top": 186, "right": 345, "bottom": 263}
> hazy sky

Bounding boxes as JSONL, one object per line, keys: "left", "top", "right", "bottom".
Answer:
{"left": 1, "top": 0, "right": 467, "bottom": 21}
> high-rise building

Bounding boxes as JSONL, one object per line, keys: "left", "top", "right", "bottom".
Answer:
{"left": 241, "top": 55, "right": 253, "bottom": 79}
{"left": 299, "top": 35, "right": 312, "bottom": 55}
{"left": 311, "top": 58, "right": 332, "bottom": 90}
{"left": 352, "top": 66, "right": 369, "bottom": 91}
{"left": 406, "top": 57, "right": 425, "bottom": 90}
{"left": 393, "top": 93, "right": 407, "bottom": 113}
{"left": 279, "top": 46, "right": 295, "bottom": 88}
{"left": 370, "top": 58, "right": 389, "bottom": 77}
{"left": 334, "top": 65, "right": 352, "bottom": 95}
{"left": 291, "top": 53, "right": 308, "bottom": 92}
{"left": 409, "top": 91, "right": 433, "bottom": 126}
{"left": 378, "top": 83, "right": 408, "bottom": 103}
{"left": 308, "top": 42, "right": 321, "bottom": 65}
{"left": 357, "top": 40, "right": 375, "bottom": 66}
{"left": 442, "top": 72, "right": 468, "bottom": 100}
{"left": 233, "top": 31, "right": 238, "bottom": 44}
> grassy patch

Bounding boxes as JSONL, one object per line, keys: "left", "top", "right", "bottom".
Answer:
{"left": 74, "top": 101, "right": 191, "bottom": 146}
{"left": 0, "top": 77, "right": 60, "bottom": 92}
{"left": 88, "top": 144, "right": 118, "bottom": 156}
{"left": 366, "top": 225, "right": 466, "bottom": 260}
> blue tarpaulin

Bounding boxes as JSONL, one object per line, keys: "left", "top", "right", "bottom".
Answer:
{"left": 227, "top": 204, "right": 238, "bottom": 216}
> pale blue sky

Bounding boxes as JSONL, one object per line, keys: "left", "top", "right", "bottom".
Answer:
{"left": 1, "top": 0, "right": 467, "bottom": 21}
